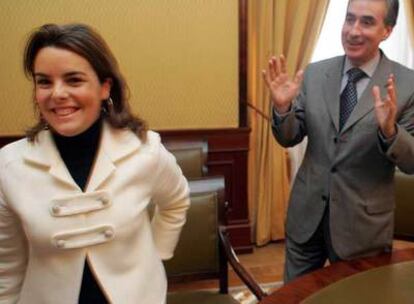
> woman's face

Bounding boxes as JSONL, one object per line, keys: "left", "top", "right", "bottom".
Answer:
{"left": 33, "top": 47, "right": 111, "bottom": 137}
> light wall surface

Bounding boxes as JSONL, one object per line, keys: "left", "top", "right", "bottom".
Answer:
{"left": 0, "top": 0, "right": 239, "bottom": 135}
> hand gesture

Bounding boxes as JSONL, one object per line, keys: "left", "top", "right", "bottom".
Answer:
{"left": 262, "top": 55, "right": 304, "bottom": 113}
{"left": 372, "top": 74, "right": 397, "bottom": 138}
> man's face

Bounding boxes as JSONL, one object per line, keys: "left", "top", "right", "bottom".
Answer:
{"left": 341, "top": 0, "right": 393, "bottom": 66}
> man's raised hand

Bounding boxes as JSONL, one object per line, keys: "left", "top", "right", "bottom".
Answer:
{"left": 262, "top": 54, "right": 304, "bottom": 114}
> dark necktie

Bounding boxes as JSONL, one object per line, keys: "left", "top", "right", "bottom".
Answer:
{"left": 339, "top": 67, "right": 366, "bottom": 130}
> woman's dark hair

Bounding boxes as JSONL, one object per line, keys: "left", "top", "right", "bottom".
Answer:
{"left": 23, "top": 23, "right": 147, "bottom": 142}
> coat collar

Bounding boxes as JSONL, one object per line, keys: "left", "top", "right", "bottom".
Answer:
{"left": 323, "top": 56, "right": 345, "bottom": 132}
{"left": 342, "top": 52, "right": 392, "bottom": 133}
{"left": 323, "top": 52, "right": 393, "bottom": 134}
{"left": 23, "top": 122, "right": 142, "bottom": 191}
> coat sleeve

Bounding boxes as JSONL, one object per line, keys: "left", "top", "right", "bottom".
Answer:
{"left": 0, "top": 166, "right": 28, "bottom": 303}
{"left": 383, "top": 92, "right": 414, "bottom": 174}
{"left": 149, "top": 139, "right": 190, "bottom": 260}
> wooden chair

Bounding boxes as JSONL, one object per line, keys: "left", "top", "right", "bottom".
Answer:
{"left": 394, "top": 170, "right": 414, "bottom": 241}
{"left": 163, "top": 139, "right": 208, "bottom": 179}
{"left": 165, "top": 176, "right": 267, "bottom": 303}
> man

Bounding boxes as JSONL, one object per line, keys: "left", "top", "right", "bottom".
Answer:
{"left": 263, "top": 0, "right": 414, "bottom": 282}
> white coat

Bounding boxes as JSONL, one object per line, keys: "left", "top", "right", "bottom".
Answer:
{"left": 0, "top": 123, "right": 190, "bottom": 304}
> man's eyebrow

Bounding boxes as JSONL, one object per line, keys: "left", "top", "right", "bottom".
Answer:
{"left": 361, "top": 15, "right": 376, "bottom": 23}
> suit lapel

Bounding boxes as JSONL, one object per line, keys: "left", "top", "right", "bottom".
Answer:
{"left": 323, "top": 56, "right": 345, "bottom": 133}
{"left": 24, "top": 123, "right": 143, "bottom": 192}
{"left": 85, "top": 122, "right": 142, "bottom": 192}
{"left": 85, "top": 146, "right": 116, "bottom": 192}
{"left": 341, "top": 54, "right": 392, "bottom": 133}
{"left": 24, "top": 131, "right": 79, "bottom": 189}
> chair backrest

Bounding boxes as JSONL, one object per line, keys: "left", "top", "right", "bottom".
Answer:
{"left": 164, "top": 176, "right": 228, "bottom": 292}
{"left": 394, "top": 170, "right": 414, "bottom": 241}
{"left": 163, "top": 139, "right": 208, "bottom": 179}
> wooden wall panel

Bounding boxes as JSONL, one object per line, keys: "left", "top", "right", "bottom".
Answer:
{"left": 160, "top": 127, "right": 252, "bottom": 253}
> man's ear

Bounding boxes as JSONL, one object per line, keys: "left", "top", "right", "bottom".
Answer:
{"left": 382, "top": 25, "right": 393, "bottom": 41}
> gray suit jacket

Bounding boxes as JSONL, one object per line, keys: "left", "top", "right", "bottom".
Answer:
{"left": 272, "top": 53, "right": 414, "bottom": 259}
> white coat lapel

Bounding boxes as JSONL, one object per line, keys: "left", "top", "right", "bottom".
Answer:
{"left": 341, "top": 54, "right": 392, "bottom": 133}
{"left": 23, "top": 131, "right": 79, "bottom": 189}
{"left": 323, "top": 56, "right": 344, "bottom": 133}
{"left": 85, "top": 122, "right": 142, "bottom": 192}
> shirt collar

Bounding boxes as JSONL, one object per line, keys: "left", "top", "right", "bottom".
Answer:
{"left": 343, "top": 51, "right": 381, "bottom": 78}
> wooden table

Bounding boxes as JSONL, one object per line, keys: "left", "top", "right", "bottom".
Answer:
{"left": 259, "top": 248, "right": 414, "bottom": 304}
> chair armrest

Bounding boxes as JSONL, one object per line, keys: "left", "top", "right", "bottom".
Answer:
{"left": 188, "top": 176, "right": 227, "bottom": 225}
{"left": 163, "top": 139, "right": 208, "bottom": 179}
{"left": 394, "top": 170, "right": 414, "bottom": 241}
{"left": 218, "top": 226, "right": 268, "bottom": 301}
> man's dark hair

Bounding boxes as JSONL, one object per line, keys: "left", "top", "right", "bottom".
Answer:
{"left": 384, "top": 0, "right": 399, "bottom": 27}
{"left": 348, "top": 0, "right": 399, "bottom": 27}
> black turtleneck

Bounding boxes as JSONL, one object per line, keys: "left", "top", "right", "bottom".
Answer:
{"left": 53, "top": 117, "right": 102, "bottom": 191}
{"left": 53, "top": 117, "right": 108, "bottom": 304}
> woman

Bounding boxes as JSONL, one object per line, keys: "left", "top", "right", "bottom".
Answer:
{"left": 0, "top": 23, "right": 190, "bottom": 304}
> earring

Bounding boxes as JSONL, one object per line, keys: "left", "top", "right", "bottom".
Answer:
{"left": 102, "top": 97, "right": 114, "bottom": 114}
{"left": 107, "top": 97, "right": 114, "bottom": 108}
{"left": 39, "top": 116, "right": 49, "bottom": 130}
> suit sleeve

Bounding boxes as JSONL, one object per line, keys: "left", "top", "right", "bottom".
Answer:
{"left": 0, "top": 166, "right": 28, "bottom": 303}
{"left": 271, "top": 68, "right": 308, "bottom": 148}
{"left": 150, "top": 141, "right": 190, "bottom": 260}
{"left": 383, "top": 92, "right": 414, "bottom": 174}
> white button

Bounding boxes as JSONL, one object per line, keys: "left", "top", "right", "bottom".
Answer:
{"left": 52, "top": 205, "right": 61, "bottom": 214}
{"left": 56, "top": 240, "right": 66, "bottom": 248}
{"left": 104, "top": 229, "right": 114, "bottom": 238}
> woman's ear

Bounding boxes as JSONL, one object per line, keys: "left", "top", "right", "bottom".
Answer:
{"left": 101, "top": 78, "right": 113, "bottom": 100}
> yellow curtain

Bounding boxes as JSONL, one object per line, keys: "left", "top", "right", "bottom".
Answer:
{"left": 248, "top": 0, "right": 330, "bottom": 246}
{"left": 405, "top": 0, "right": 414, "bottom": 47}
